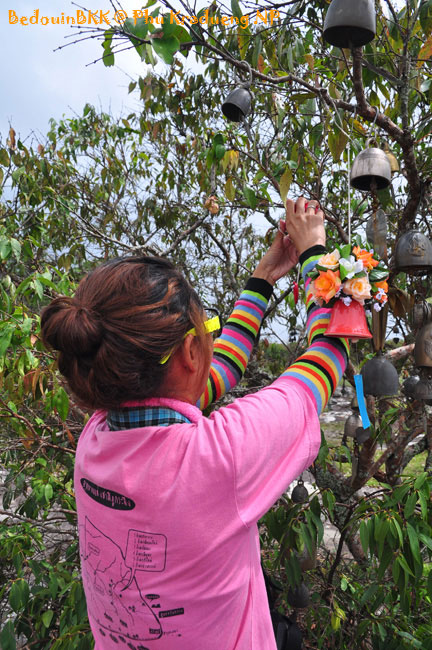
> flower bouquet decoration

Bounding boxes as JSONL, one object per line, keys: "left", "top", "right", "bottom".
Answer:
{"left": 308, "top": 236, "right": 389, "bottom": 339}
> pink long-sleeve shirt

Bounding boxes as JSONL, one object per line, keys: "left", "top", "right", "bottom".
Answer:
{"left": 74, "top": 378, "right": 320, "bottom": 650}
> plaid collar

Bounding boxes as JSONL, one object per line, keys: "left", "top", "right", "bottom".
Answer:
{"left": 107, "top": 406, "right": 192, "bottom": 431}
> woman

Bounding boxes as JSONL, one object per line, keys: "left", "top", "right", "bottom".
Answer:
{"left": 41, "top": 197, "right": 348, "bottom": 649}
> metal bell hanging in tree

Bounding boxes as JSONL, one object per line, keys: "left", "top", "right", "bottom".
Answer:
{"left": 410, "top": 298, "right": 432, "bottom": 330}
{"left": 350, "top": 139, "right": 392, "bottom": 192}
{"left": 291, "top": 478, "right": 309, "bottom": 503}
{"left": 344, "top": 412, "right": 362, "bottom": 438}
{"left": 414, "top": 322, "right": 432, "bottom": 368}
{"left": 222, "top": 62, "right": 253, "bottom": 123}
{"left": 412, "top": 368, "right": 432, "bottom": 401}
{"left": 402, "top": 375, "right": 420, "bottom": 399}
{"left": 323, "top": 0, "right": 376, "bottom": 49}
{"left": 393, "top": 230, "right": 432, "bottom": 276}
{"left": 361, "top": 353, "right": 399, "bottom": 396}
{"left": 222, "top": 87, "right": 252, "bottom": 122}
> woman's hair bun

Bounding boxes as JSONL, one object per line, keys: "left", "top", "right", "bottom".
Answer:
{"left": 41, "top": 297, "right": 103, "bottom": 357}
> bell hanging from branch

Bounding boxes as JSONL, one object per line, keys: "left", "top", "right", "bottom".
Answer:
{"left": 410, "top": 297, "right": 432, "bottom": 330}
{"left": 393, "top": 230, "right": 432, "bottom": 276}
{"left": 323, "top": 0, "right": 376, "bottom": 49}
{"left": 414, "top": 322, "right": 432, "bottom": 368}
{"left": 402, "top": 374, "right": 420, "bottom": 399}
{"left": 291, "top": 477, "right": 309, "bottom": 504}
{"left": 412, "top": 368, "right": 432, "bottom": 401}
{"left": 222, "top": 62, "right": 253, "bottom": 123}
{"left": 361, "top": 352, "right": 399, "bottom": 397}
{"left": 350, "top": 138, "right": 392, "bottom": 192}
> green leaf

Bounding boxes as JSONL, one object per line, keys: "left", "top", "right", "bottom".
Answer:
{"left": 279, "top": 168, "right": 292, "bottom": 204}
{"left": 10, "top": 238, "right": 21, "bottom": 261}
{"left": 0, "top": 621, "right": 16, "bottom": 650}
{"left": 420, "top": 0, "right": 432, "bottom": 36}
{"left": 152, "top": 35, "right": 180, "bottom": 64}
{"left": 407, "top": 522, "right": 422, "bottom": 566}
{"left": 428, "top": 568, "right": 432, "bottom": 600}
{"left": 369, "top": 268, "right": 389, "bottom": 282}
{"left": 377, "top": 545, "right": 394, "bottom": 580}
{"left": 404, "top": 492, "right": 417, "bottom": 519}
{"left": 42, "top": 610, "right": 54, "bottom": 627}
{"left": 54, "top": 387, "right": 69, "bottom": 421}
{"left": 0, "top": 325, "right": 14, "bottom": 358}
{"left": 9, "top": 579, "right": 30, "bottom": 612}
{"left": 0, "top": 148, "right": 10, "bottom": 166}
{"left": 414, "top": 472, "right": 427, "bottom": 490}
{"left": 243, "top": 187, "right": 257, "bottom": 210}
{"left": 359, "top": 520, "right": 369, "bottom": 555}
{"left": 322, "top": 490, "right": 335, "bottom": 519}
{"left": 214, "top": 145, "right": 226, "bottom": 161}
{"left": 231, "top": 0, "right": 243, "bottom": 20}
{"left": 45, "top": 483, "right": 54, "bottom": 502}
{"left": 0, "top": 239, "right": 12, "bottom": 260}
{"left": 102, "top": 29, "right": 115, "bottom": 66}
{"left": 339, "top": 265, "right": 348, "bottom": 281}
{"left": 161, "top": 13, "right": 177, "bottom": 36}
{"left": 390, "top": 517, "right": 404, "bottom": 548}
{"left": 224, "top": 178, "right": 236, "bottom": 201}
{"left": 397, "top": 553, "right": 415, "bottom": 578}
{"left": 341, "top": 244, "right": 351, "bottom": 258}
{"left": 328, "top": 129, "right": 349, "bottom": 162}
{"left": 360, "top": 583, "right": 378, "bottom": 607}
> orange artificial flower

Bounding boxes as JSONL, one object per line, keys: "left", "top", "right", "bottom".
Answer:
{"left": 374, "top": 280, "right": 389, "bottom": 302}
{"left": 353, "top": 246, "right": 379, "bottom": 271}
{"left": 374, "top": 280, "right": 388, "bottom": 293}
{"left": 313, "top": 269, "right": 341, "bottom": 303}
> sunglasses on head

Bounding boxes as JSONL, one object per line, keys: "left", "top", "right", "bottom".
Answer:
{"left": 159, "top": 310, "right": 221, "bottom": 365}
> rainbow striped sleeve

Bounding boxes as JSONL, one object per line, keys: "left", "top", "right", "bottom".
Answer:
{"left": 281, "top": 246, "right": 349, "bottom": 415}
{"left": 197, "top": 278, "right": 273, "bottom": 410}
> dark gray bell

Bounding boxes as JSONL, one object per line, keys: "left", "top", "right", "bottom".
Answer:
{"left": 402, "top": 375, "right": 420, "bottom": 399}
{"left": 344, "top": 412, "right": 363, "bottom": 438}
{"left": 291, "top": 479, "right": 308, "bottom": 504}
{"left": 350, "top": 139, "right": 392, "bottom": 191}
{"left": 287, "top": 582, "right": 310, "bottom": 608}
{"left": 414, "top": 323, "right": 432, "bottom": 368}
{"left": 394, "top": 231, "right": 432, "bottom": 276}
{"left": 410, "top": 300, "right": 432, "bottom": 330}
{"left": 323, "top": 0, "right": 376, "bottom": 48}
{"left": 412, "top": 369, "right": 432, "bottom": 400}
{"left": 222, "top": 87, "right": 252, "bottom": 122}
{"left": 361, "top": 354, "right": 399, "bottom": 396}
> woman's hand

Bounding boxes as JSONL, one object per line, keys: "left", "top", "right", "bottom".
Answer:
{"left": 252, "top": 221, "right": 299, "bottom": 286}
{"left": 285, "top": 197, "right": 326, "bottom": 256}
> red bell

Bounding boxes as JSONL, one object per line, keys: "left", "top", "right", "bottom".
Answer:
{"left": 325, "top": 299, "right": 372, "bottom": 339}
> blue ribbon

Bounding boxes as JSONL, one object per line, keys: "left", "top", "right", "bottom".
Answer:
{"left": 354, "top": 374, "right": 371, "bottom": 430}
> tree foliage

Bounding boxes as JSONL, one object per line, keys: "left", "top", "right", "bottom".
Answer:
{"left": 1, "top": 0, "right": 432, "bottom": 647}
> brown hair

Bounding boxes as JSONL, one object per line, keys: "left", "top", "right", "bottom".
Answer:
{"left": 40, "top": 256, "right": 207, "bottom": 409}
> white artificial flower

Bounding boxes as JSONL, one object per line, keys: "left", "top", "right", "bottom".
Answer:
{"left": 339, "top": 255, "right": 364, "bottom": 279}
{"left": 373, "top": 303, "right": 382, "bottom": 312}
{"left": 341, "top": 296, "right": 352, "bottom": 306}
{"left": 317, "top": 249, "right": 341, "bottom": 270}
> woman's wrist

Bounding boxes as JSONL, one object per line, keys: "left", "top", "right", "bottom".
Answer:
{"left": 251, "top": 267, "right": 276, "bottom": 286}
{"left": 298, "top": 245, "right": 327, "bottom": 267}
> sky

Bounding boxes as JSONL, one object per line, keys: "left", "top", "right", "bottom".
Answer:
{"left": 1, "top": 0, "right": 158, "bottom": 145}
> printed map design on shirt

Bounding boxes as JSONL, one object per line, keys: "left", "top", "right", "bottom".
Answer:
{"left": 81, "top": 516, "right": 169, "bottom": 644}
